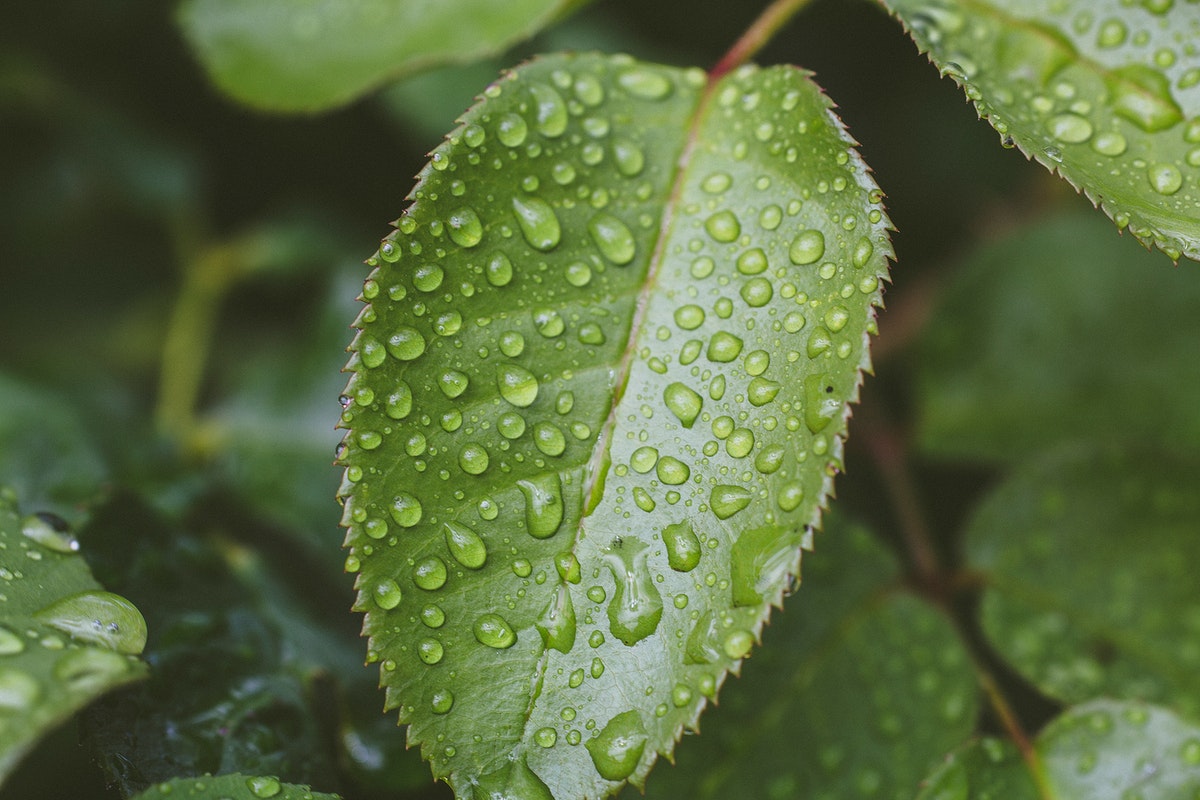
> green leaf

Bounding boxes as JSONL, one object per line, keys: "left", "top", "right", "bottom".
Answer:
{"left": 339, "top": 53, "right": 892, "bottom": 798}
{"left": 0, "top": 489, "right": 148, "bottom": 785}
{"left": 129, "top": 773, "right": 340, "bottom": 800}
{"left": 629, "top": 517, "right": 977, "bottom": 800}
{"left": 882, "top": 0, "right": 1200, "bottom": 261}
{"left": 965, "top": 445, "right": 1200, "bottom": 718}
{"left": 917, "top": 212, "right": 1200, "bottom": 463}
{"left": 176, "top": 0, "right": 589, "bottom": 112}
{"left": 918, "top": 701, "right": 1200, "bottom": 799}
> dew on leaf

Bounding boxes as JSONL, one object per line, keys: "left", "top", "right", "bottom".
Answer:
{"left": 1108, "top": 65, "right": 1184, "bottom": 132}
{"left": 1148, "top": 163, "right": 1183, "bottom": 195}
{"left": 431, "top": 688, "right": 454, "bottom": 714}
{"left": 736, "top": 247, "right": 768, "bottom": 275}
{"left": 33, "top": 590, "right": 147, "bottom": 655}
{"left": 710, "top": 485, "right": 752, "bottom": 520}
{"left": 438, "top": 370, "right": 469, "bottom": 399}
{"left": 604, "top": 540, "right": 663, "bottom": 646}
{"left": 52, "top": 648, "right": 131, "bottom": 694}
{"left": 498, "top": 411, "right": 527, "bottom": 439}
{"left": 702, "top": 172, "right": 732, "bottom": 194}
{"left": 655, "top": 457, "right": 690, "bottom": 485}
{"left": 1047, "top": 113, "right": 1093, "bottom": 143}
{"left": 417, "top": 638, "right": 444, "bottom": 664}
{"left": 534, "top": 422, "right": 567, "bottom": 456}
{"left": 723, "top": 629, "right": 754, "bottom": 659}
{"left": 674, "top": 305, "right": 705, "bottom": 330}
{"left": 747, "top": 377, "right": 781, "bottom": 406}
{"left": 458, "top": 443, "right": 491, "bottom": 475}
{"left": 778, "top": 482, "right": 805, "bottom": 511}
{"left": 754, "top": 444, "right": 786, "bottom": 474}
{"left": 374, "top": 579, "right": 403, "bottom": 610}
{"left": 740, "top": 277, "right": 773, "bottom": 307}
{"left": 789, "top": 229, "right": 825, "bottom": 264}
{"left": 565, "top": 261, "right": 592, "bottom": 287}
{"left": 663, "top": 382, "right": 703, "bottom": 428}
{"left": 707, "top": 331, "right": 743, "bottom": 362}
{"left": 444, "top": 522, "right": 487, "bottom": 569}
{"left": 497, "top": 113, "right": 529, "bottom": 147}
{"left": 475, "top": 758, "right": 554, "bottom": 800}
{"left": 485, "top": 251, "right": 514, "bottom": 286}
{"left": 447, "top": 207, "right": 484, "bottom": 248}
{"left": 618, "top": 67, "right": 672, "bottom": 100}
{"left": 497, "top": 364, "right": 539, "bottom": 407}
{"left": 533, "top": 308, "right": 565, "bottom": 338}
{"left": 20, "top": 513, "right": 79, "bottom": 554}
{"left": 725, "top": 427, "right": 754, "bottom": 458}
{"left": 421, "top": 604, "right": 446, "bottom": 628}
{"left": 413, "top": 263, "right": 445, "bottom": 292}
{"left": 587, "top": 709, "right": 648, "bottom": 780}
{"left": 588, "top": 213, "right": 637, "bottom": 265}
{"left": 662, "top": 521, "right": 701, "bottom": 572}
{"left": 390, "top": 493, "right": 423, "bottom": 527}
{"left": 630, "top": 446, "right": 659, "bottom": 473}
{"left": 612, "top": 139, "right": 645, "bottom": 177}
{"left": 555, "top": 551, "right": 581, "bottom": 583}
{"left": 519, "top": 473, "right": 565, "bottom": 538}
{"left": 473, "top": 613, "right": 517, "bottom": 649}
{"left": 245, "top": 776, "right": 282, "bottom": 799}
{"left": 529, "top": 82, "right": 568, "bottom": 138}
{"left": 387, "top": 327, "right": 427, "bottom": 361}
{"left": 512, "top": 196, "right": 561, "bottom": 251}
{"left": 704, "top": 210, "right": 741, "bottom": 242}
{"left": 536, "top": 585, "right": 577, "bottom": 653}
{"left": 413, "top": 556, "right": 448, "bottom": 591}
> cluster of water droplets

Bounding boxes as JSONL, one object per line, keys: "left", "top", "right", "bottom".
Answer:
{"left": 897, "top": 0, "right": 1200, "bottom": 259}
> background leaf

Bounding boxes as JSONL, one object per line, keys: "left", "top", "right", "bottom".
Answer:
{"left": 964, "top": 444, "right": 1200, "bottom": 718}
{"left": 129, "top": 772, "right": 340, "bottom": 800}
{"left": 176, "top": 0, "right": 590, "bottom": 112}
{"left": 0, "top": 489, "right": 148, "bottom": 784}
{"left": 882, "top": 0, "right": 1200, "bottom": 261}
{"left": 339, "top": 53, "right": 891, "bottom": 797}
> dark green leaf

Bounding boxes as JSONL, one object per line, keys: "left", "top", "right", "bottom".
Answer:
{"left": 917, "top": 212, "right": 1200, "bottom": 462}
{"left": 916, "top": 738, "right": 1038, "bottom": 800}
{"left": 176, "top": 0, "right": 589, "bottom": 112}
{"left": 339, "top": 53, "right": 892, "bottom": 797}
{"left": 0, "top": 489, "right": 148, "bottom": 785}
{"left": 883, "top": 0, "right": 1200, "bottom": 261}
{"left": 129, "top": 772, "right": 340, "bottom": 800}
{"left": 965, "top": 445, "right": 1200, "bottom": 717}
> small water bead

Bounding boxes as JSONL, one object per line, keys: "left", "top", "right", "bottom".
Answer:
{"left": 551, "top": 162, "right": 577, "bottom": 185}
{"left": 591, "top": 657, "right": 605, "bottom": 678}
{"left": 588, "top": 214, "right": 637, "bottom": 265}
{"left": 740, "top": 277, "right": 773, "bottom": 307}
{"left": 581, "top": 142, "right": 604, "bottom": 165}
{"left": 707, "top": 332, "right": 743, "bottom": 362}
{"left": 458, "top": 443, "right": 491, "bottom": 475}
{"left": 710, "top": 485, "right": 752, "bottom": 519}
{"left": 612, "top": 139, "right": 645, "bottom": 177}
{"left": 1046, "top": 113, "right": 1093, "bottom": 144}
{"left": 386, "top": 328, "right": 426, "bottom": 361}
{"left": 497, "top": 364, "right": 539, "bottom": 407}
{"left": 431, "top": 688, "right": 455, "bottom": 714}
{"left": 709, "top": 375, "right": 726, "bottom": 400}
{"left": 533, "top": 308, "right": 565, "bottom": 337}
{"left": 630, "top": 446, "right": 659, "bottom": 473}
{"left": 691, "top": 256, "right": 715, "bottom": 279}
{"left": 378, "top": 239, "right": 401, "bottom": 263}
{"left": 679, "top": 339, "right": 702, "bottom": 364}
{"left": 405, "top": 432, "right": 427, "bottom": 457}
{"left": 656, "top": 457, "right": 691, "bottom": 485}
{"left": 463, "top": 123, "right": 486, "bottom": 147}
{"left": 413, "top": 556, "right": 448, "bottom": 591}
{"left": 663, "top": 382, "right": 703, "bottom": 428}
{"left": 755, "top": 444, "right": 786, "bottom": 474}
{"left": 723, "top": 630, "right": 755, "bottom": 659}
{"left": 1148, "top": 163, "right": 1183, "bottom": 195}
{"left": 578, "top": 323, "right": 606, "bottom": 345}
{"left": 421, "top": 604, "right": 446, "bottom": 628}
{"left": 705, "top": 210, "right": 741, "bottom": 243}
{"left": 618, "top": 67, "right": 673, "bottom": 100}
{"left": 534, "top": 727, "right": 558, "bottom": 748}
{"left": 417, "top": 638, "right": 444, "bottom": 664}
{"left": 747, "top": 377, "right": 781, "bottom": 406}
{"left": 486, "top": 251, "right": 514, "bottom": 286}
{"left": 736, "top": 248, "right": 768, "bottom": 275}
{"left": 497, "top": 411, "right": 527, "bottom": 439}
{"left": 778, "top": 482, "right": 805, "bottom": 511}
{"left": 245, "top": 777, "right": 283, "bottom": 799}
{"left": 533, "top": 422, "right": 567, "bottom": 456}
{"left": 789, "top": 230, "right": 825, "bottom": 265}
{"left": 1090, "top": 130, "right": 1128, "bottom": 157}
{"left": 498, "top": 331, "right": 525, "bottom": 358}
{"left": 356, "top": 430, "right": 382, "bottom": 450}
{"left": 512, "top": 196, "right": 561, "bottom": 251}
{"left": 390, "top": 493, "right": 423, "bottom": 527}
{"left": 444, "top": 521, "right": 487, "bottom": 569}
{"left": 702, "top": 172, "right": 732, "bottom": 194}
{"left": 473, "top": 613, "right": 517, "bottom": 648}
{"left": 587, "top": 710, "right": 648, "bottom": 780}
{"left": 438, "top": 370, "right": 469, "bottom": 399}
{"left": 433, "top": 310, "right": 463, "bottom": 336}
{"left": 555, "top": 391, "right": 575, "bottom": 415}
{"left": 530, "top": 82, "right": 568, "bottom": 138}
{"left": 574, "top": 73, "right": 605, "bottom": 106}
{"left": 497, "top": 113, "right": 528, "bottom": 147}
{"left": 413, "top": 264, "right": 444, "bottom": 292}
{"left": 446, "top": 207, "right": 483, "bottom": 248}
{"left": 33, "top": 591, "right": 147, "bottom": 655}
{"left": 1096, "top": 18, "right": 1127, "bottom": 48}
{"left": 674, "top": 305, "right": 705, "bottom": 330}
{"left": 824, "top": 306, "right": 850, "bottom": 332}
{"left": 564, "top": 261, "right": 592, "bottom": 287}
{"left": 725, "top": 428, "right": 755, "bottom": 458}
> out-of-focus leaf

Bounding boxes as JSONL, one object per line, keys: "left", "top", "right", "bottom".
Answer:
{"left": 0, "top": 489, "right": 148, "bottom": 785}
{"left": 918, "top": 700, "right": 1200, "bottom": 799}
{"left": 339, "top": 53, "right": 892, "bottom": 798}
{"left": 0, "top": 373, "right": 109, "bottom": 524}
{"left": 965, "top": 445, "right": 1200, "bottom": 717}
{"left": 917, "top": 212, "right": 1200, "bottom": 462}
{"left": 176, "top": 0, "right": 591, "bottom": 112}
{"left": 882, "top": 0, "right": 1200, "bottom": 261}
{"left": 630, "top": 517, "right": 978, "bottom": 800}
{"left": 129, "top": 772, "right": 340, "bottom": 800}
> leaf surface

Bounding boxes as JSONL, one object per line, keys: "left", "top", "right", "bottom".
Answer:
{"left": 882, "top": 0, "right": 1200, "bottom": 261}
{"left": 919, "top": 701, "right": 1200, "bottom": 799}
{"left": 129, "top": 772, "right": 340, "bottom": 800}
{"left": 629, "top": 517, "right": 977, "bottom": 800}
{"left": 964, "top": 445, "right": 1200, "bottom": 718}
{"left": 176, "top": 0, "right": 588, "bottom": 112}
{"left": 338, "top": 53, "right": 891, "bottom": 797}
{"left": 0, "top": 489, "right": 148, "bottom": 784}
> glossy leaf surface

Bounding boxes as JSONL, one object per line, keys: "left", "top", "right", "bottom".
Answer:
{"left": 631, "top": 518, "right": 977, "bottom": 800}
{"left": 918, "top": 701, "right": 1200, "bottom": 799}
{"left": 176, "top": 0, "right": 588, "bottom": 111}
{"left": 0, "top": 489, "right": 148, "bottom": 784}
{"left": 129, "top": 772, "right": 340, "bottom": 800}
{"left": 338, "top": 53, "right": 891, "bottom": 797}
{"left": 883, "top": 0, "right": 1200, "bottom": 261}
{"left": 965, "top": 445, "right": 1200, "bottom": 717}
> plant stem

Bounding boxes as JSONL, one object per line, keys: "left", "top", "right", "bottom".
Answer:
{"left": 712, "top": 0, "right": 816, "bottom": 77}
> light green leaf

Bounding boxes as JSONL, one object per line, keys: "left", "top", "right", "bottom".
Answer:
{"left": 176, "top": 0, "right": 589, "bottom": 112}
{"left": 0, "top": 489, "right": 148, "bottom": 785}
{"left": 965, "top": 445, "right": 1200, "bottom": 718}
{"left": 917, "top": 212, "right": 1200, "bottom": 463}
{"left": 918, "top": 701, "right": 1200, "bottom": 799}
{"left": 129, "top": 773, "right": 340, "bottom": 800}
{"left": 882, "top": 0, "right": 1200, "bottom": 261}
{"left": 338, "top": 53, "right": 891, "bottom": 798}
{"left": 630, "top": 517, "right": 977, "bottom": 800}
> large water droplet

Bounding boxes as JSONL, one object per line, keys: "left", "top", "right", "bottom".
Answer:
{"left": 21, "top": 513, "right": 79, "bottom": 554}
{"left": 512, "top": 196, "right": 561, "bottom": 251}
{"left": 618, "top": 68, "right": 672, "bottom": 100}
{"left": 731, "top": 524, "right": 802, "bottom": 606}
{"left": 33, "top": 591, "right": 147, "bottom": 655}
{"left": 431, "top": 688, "right": 454, "bottom": 714}
{"left": 486, "top": 251, "right": 514, "bottom": 287}
{"left": 374, "top": 579, "right": 403, "bottom": 609}
{"left": 536, "top": 584, "right": 577, "bottom": 653}
{"left": 612, "top": 139, "right": 645, "bottom": 176}
{"left": 804, "top": 374, "right": 841, "bottom": 433}
{"left": 662, "top": 521, "right": 701, "bottom": 572}
{"left": 710, "top": 485, "right": 752, "bottom": 520}
{"left": 663, "top": 382, "right": 702, "bottom": 428}
{"left": 497, "top": 364, "right": 539, "bottom": 407}
{"left": 588, "top": 214, "right": 636, "bottom": 265}
{"left": 413, "top": 556, "right": 448, "bottom": 590}
{"left": 497, "top": 113, "right": 529, "bottom": 147}
{"left": 1148, "top": 163, "right": 1183, "bottom": 195}
{"left": 473, "top": 757, "right": 554, "bottom": 800}
{"left": 447, "top": 207, "right": 484, "bottom": 248}
{"left": 1047, "top": 113, "right": 1093, "bottom": 144}
{"left": 655, "top": 456, "right": 690, "bottom": 485}
{"left": 533, "top": 422, "right": 567, "bottom": 456}
{"left": 529, "top": 82, "right": 568, "bottom": 138}
{"left": 704, "top": 210, "right": 741, "bottom": 243}
{"left": 390, "top": 493, "right": 423, "bottom": 527}
{"left": 789, "top": 230, "right": 825, "bottom": 264}
{"left": 1108, "top": 65, "right": 1184, "bottom": 132}
{"left": 707, "top": 332, "right": 743, "bottom": 362}
{"left": 604, "top": 540, "right": 663, "bottom": 646}
{"left": 417, "top": 637, "right": 444, "bottom": 665}
{"left": 587, "top": 709, "right": 648, "bottom": 780}
{"left": 473, "top": 613, "right": 517, "bottom": 648}
{"left": 444, "top": 522, "right": 487, "bottom": 569}
{"left": 747, "top": 377, "right": 781, "bottom": 407}
{"left": 245, "top": 776, "right": 282, "bottom": 798}
{"left": 519, "top": 473, "right": 564, "bottom": 538}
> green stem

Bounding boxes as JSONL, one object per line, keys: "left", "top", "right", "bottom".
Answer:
{"left": 712, "top": 0, "right": 816, "bottom": 77}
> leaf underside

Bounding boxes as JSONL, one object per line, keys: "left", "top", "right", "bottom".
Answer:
{"left": 883, "top": 0, "right": 1200, "bottom": 262}
{"left": 176, "top": 0, "right": 586, "bottom": 112}
{"left": 338, "top": 53, "right": 891, "bottom": 799}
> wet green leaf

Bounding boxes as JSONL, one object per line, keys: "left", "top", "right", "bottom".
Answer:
{"left": 630, "top": 518, "right": 977, "bottom": 800}
{"left": 965, "top": 445, "right": 1200, "bottom": 717}
{"left": 917, "top": 212, "right": 1200, "bottom": 462}
{"left": 918, "top": 700, "right": 1200, "bottom": 799}
{"left": 129, "top": 772, "right": 340, "bottom": 800}
{"left": 339, "top": 53, "right": 892, "bottom": 797}
{"left": 0, "top": 489, "right": 148, "bottom": 785}
{"left": 883, "top": 0, "right": 1200, "bottom": 261}
{"left": 176, "top": 0, "right": 589, "bottom": 112}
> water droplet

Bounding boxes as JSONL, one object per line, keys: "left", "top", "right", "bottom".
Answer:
{"left": 417, "top": 637, "right": 444, "bottom": 664}
{"left": 387, "top": 327, "right": 427, "bottom": 361}
{"left": 533, "top": 308, "right": 565, "bottom": 338}
{"left": 754, "top": 444, "right": 786, "bottom": 474}
{"left": 1091, "top": 131, "right": 1127, "bottom": 156}
{"left": 512, "top": 196, "right": 561, "bottom": 251}
{"left": 421, "top": 604, "right": 446, "bottom": 628}
{"left": 0, "top": 667, "right": 39, "bottom": 712}
{"left": 533, "top": 422, "right": 567, "bottom": 456}
{"left": 390, "top": 493, "right": 423, "bottom": 527}
{"left": 1108, "top": 65, "right": 1184, "bottom": 132}
{"left": 530, "top": 83, "right": 568, "bottom": 138}
{"left": 447, "top": 207, "right": 483, "bottom": 248}
{"left": 564, "top": 260, "right": 593, "bottom": 287}
{"left": 725, "top": 428, "right": 754, "bottom": 458}
{"left": 374, "top": 579, "right": 403, "bottom": 609}
{"left": 21, "top": 513, "right": 79, "bottom": 554}
{"left": 747, "top": 377, "right": 781, "bottom": 406}
{"left": 497, "top": 364, "right": 539, "bottom": 407}
{"left": 674, "top": 305, "right": 705, "bottom": 331}
{"left": 710, "top": 485, "right": 752, "bottom": 520}
{"left": 534, "top": 727, "right": 558, "bottom": 748}
{"left": 457, "top": 443, "right": 490, "bottom": 476}
{"left": 413, "top": 263, "right": 444, "bottom": 292}
{"left": 736, "top": 248, "right": 768, "bottom": 275}
{"left": 663, "top": 382, "right": 702, "bottom": 428}
{"left": 52, "top": 648, "right": 131, "bottom": 693}
{"left": 1096, "top": 18, "right": 1127, "bottom": 48}
{"left": 1047, "top": 113, "right": 1093, "bottom": 143}
{"left": 630, "top": 446, "right": 659, "bottom": 474}
{"left": 778, "top": 482, "right": 805, "bottom": 511}
{"left": 603, "top": 540, "right": 663, "bottom": 647}
{"left": 740, "top": 277, "right": 773, "bottom": 307}
{"left": 789, "top": 230, "right": 825, "bottom": 264}
{"left": 723, "top": 629, "right": 754, "bottom": 659}
{"left": 431, "top": 688, "right": 454, "bottom": 714}
{"left": 406, "top": 559, "right": 448, "bottom": 598}
{"left": 613, "top": 139, "right": 645, "bottom": 177}
{"left": 437, "top": 370, "right": 468, "bottom": 400}
{"left": 245, "top": 776, "right": 282, "bottom": 798}
{"left": 555, "top": 552, "right": 581, "bottom": 584}
{"left": 662, "top": 521, "right": 701, "bottom": 572}
{"left": 444, "top": 522, "right": 487, "bottom": 569}
{"left": 474, "top": 758, "right": 554, "bottom": 800}
{"left": 33, "top": 591, "right": 147, "bottom": 655}
{"left": 1148, "top": 163, "right": 1183, "bottom": 195}
{"left": 655, "top": 456, "right": 690, "bottom": 485}
{"left": 497, "top": 113, "right": 528, "bottom": 147}
{"left": 473, "top": 613, "right": 517, "bottom": 648}
{"left": 619, "top": 68, "right": 672, "bottom": 100}
{"left": 702, "top": 172, "right": 732, "bottom": 194}
{"left": 587, "top": 709, "right": 647, "bottom": 780}
{"left": 519, "top": 473, "right": 564, "bottom": 538}
{"left": 536, "top": 585, "right": 577, "bottom": 653}
{"left": 486, "top": 251, "right": 514, "bottom": 286}
{"left": 707, "top": 332, "right": 743, "bottom": 362}
{"left": 705, "top": 211, "right": 741, "bottom": 243}
{"left": 731, "top": 523, "right": 802, "bottom": 606}
{"left": 498, "top": 411, "right": 526, "bottom": 439}
{"left": 587, "top": 213, "right": 636, "bottom": 265}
